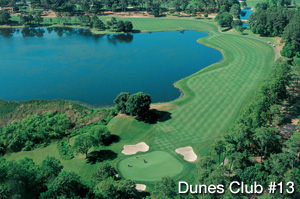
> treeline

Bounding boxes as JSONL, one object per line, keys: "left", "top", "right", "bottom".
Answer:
{"left": 0, "top": 0, "right": 242, "bottom": 16}
{"left": 0, "top": 156, "right": 148, "bottom": 198}
{"left": 192, "top": 60, "right": 300, "bottom": 198}
{"left": 249, "top": 6, "right": 300, "bottom": 58}
{"left": 0, "top": 112, "right": 72, "bottom": 153}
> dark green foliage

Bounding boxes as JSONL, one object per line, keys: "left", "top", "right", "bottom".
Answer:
{"left": 116, "top": 20, "right": 125, "bottom": 32}
{"left": 114, "top": 92, "right": 151, "bottom": 117}
{"left": 281, "top": 12, "right": 300, "bottom": 58}
{"left": 231, "top": 19, "right": 243, "bottom": 28}
{"left": 5, "top": 158, "right": 42, "bottom": 198}
{"left": 249, "top": 7, "right": 292, "bottom": 37}
{"left": 38, "top": 156, "right": 63, "bottom": 185}
{"left": 230, "top": 4, "right": 241, "bottom": 18}
{"left": 92, "top": 163, "right": 117, "bottom": 183}
{"left": 88, "top": 124, "right": 111, "bottom": 145}
{"left": 72, "top": 134, "right": 97, "bottom": 158}
{"left": 93, "top": 178, "right": 139, "bottom": 199}
{"left": 0, "top": 112, "right": 73, "bottom": 152}
{"left": 235, "top": 164, "right": 269, "bottom": 187}
{"left": 153, "top": 176, "right": 177, "bottom": 199}
{"left": 215, "top": 12, "right": 233, "bottom": 27}
{"left": 114, "top": 92, "right": 131, "bottom": 113}
{"left": 0, "top": 10, "right": 10, "bottom": 25}
{"left": 94, "top": 18, "right": 106, "bottom": 30}
{"left": 126, "top": 92, "right": 152, "bottom": 117}
{"left": 20, "top": 14, "right": 34, "bottom": 25}
{"left": 236, "top": 25, "right": 243, "bottom": 33}
{"left": 42, "top": 171, "right": 89, "bottom": 198}
{"left": 124, "top": 21, "right": 133, "bottom": 32}
{"left": 253, "top": 127, "right": 281, "bottom": 161}
{"left": 57, "top": 137, "right": 74, "bottom": 160}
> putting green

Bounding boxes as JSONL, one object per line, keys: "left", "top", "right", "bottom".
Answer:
{"left": 118, "top": 151, "right": 184, "bottom": 182}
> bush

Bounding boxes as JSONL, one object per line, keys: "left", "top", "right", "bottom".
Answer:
{"left": 57, "top": 138, "right": 74, "bottom": 160}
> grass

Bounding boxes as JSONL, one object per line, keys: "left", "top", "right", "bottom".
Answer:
{"left": 118, "top": 151, "right": 184, "bottom": 182}
{"left": 4, "top": 18, "right": 275, "bottom": 188}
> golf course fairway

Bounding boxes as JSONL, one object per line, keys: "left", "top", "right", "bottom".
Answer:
{"left": 118, "top": 151, "right": 184, "bottom": 182}
{"left": 5, "top": 18, "right": 276, "bottom": 185}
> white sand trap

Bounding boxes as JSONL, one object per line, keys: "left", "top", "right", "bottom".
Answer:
{"left": 135, "top": 184, "right": 146, "bottom": 192}
{"left": 175, "top": 146, "right": 197, "bottom": 162}
{"left": 122, "top": 142, "right": 149, "bottom": 155}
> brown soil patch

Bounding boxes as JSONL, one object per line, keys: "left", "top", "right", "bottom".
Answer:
{"left": 103, "top": 11, "right": 154, "bottom": 18}
{"left": 274, "top": 37, "right": 284, "bottom": 57}
{"left": 41, "top": 9, "right": 56, "bottom": 17}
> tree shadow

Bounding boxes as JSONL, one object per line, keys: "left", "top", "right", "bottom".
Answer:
{"left": 102, "top": 135, "right": 121, "bottom": 146}
{"left": 86, "top": 150, "right": 118, "bottom": 164}
{"left": 136, "top": 109, "right": 172, "bottom": 124}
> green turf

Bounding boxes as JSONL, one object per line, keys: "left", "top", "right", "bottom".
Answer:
{"left": 118, "top": 151, "right": 184, "bottom": 182}
{"left": 246, "top": 0, "right": 263, "bottom": 8}
{"left": 5, "top": 18, "right": 275, "bottom": 186}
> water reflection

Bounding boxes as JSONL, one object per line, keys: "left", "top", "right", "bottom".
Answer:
{"left": 0, "top": 27, "right": 134, "bottom": 43}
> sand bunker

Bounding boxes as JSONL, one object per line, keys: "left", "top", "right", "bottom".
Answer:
{"left": 122, "top": 142, "right": 149, "bottom": 155}
{"left": 175, "top": 146, "right": 197, "bottom": 162}
{"left": 135, "top": 184, "right": 146, "bottom": 192}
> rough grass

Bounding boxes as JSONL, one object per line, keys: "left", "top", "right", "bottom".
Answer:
{"left": 5, "top": 18, "right": 275, "bottom": 187}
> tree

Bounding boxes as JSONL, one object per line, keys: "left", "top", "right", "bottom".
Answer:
{"left": 92, "top": 163, "right": 117, "bottom": 183}
{"left": 38, "top": 156, "right": 63, "bottom": 184}
{"left": 116, "top": 20, "right": 125, "bottom": 32}
{"left": 88, "top": 125, "right": 111, "bottom": 144}
{"left": 265, "top": 153, "right": 292, "bottom": 180}
{"left": 253, "top": 127, "right": 281, "bottom": 162}
{"left": 0, "top": 10, "right": 11, "bottom": 25}
{"left": 72, "top": 134, "right": 97, "bottom": 158}
{"left": 34, "top": 12, "right": 43, "bottom": 26}
{"left": 56, "top": 13, "right": 61, "bottom": 25}
{"left": 236, "top": 25, "right": 244, "bottom": 34}
{"left": 43, "top": 171, "right": 88, "bottom": 198}
{"left": 230, "top": 4, "right": 241, "bottom": 18}
{"left": 124, "top": 21, "right": 133, "bottom": 32}
{"left": 231, "top": 19, "right": 243, "bottom": 28}
{"left": 285, "top": 132, "right": 300, "bottom": 162}
{"left": 114, "top": 92, "right": 131, "bottom": 113}
{"left": 94, "top": 19, "right": 106, "bottom": 30}
{"left": 125, "top": 92, "right": 152, "bottom": 117}
{"left": 153, "top": 176, "right": 177, "bottom": 199}
{"left": 215, "top": 12, "right": 233, "bottom": 27}
{"left": 80, "top": 14, "right": 91, "bottom": 26}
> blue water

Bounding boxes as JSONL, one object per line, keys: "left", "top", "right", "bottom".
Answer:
{"left": 239, "top": 9, "right": 253, "bottom": 20}
{"left": 0, "top": 28, "right": 222, "bottom": 106}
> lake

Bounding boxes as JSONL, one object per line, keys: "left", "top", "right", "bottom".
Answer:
{"left": 0, "top": 28, "right": 222, "bottom": 107}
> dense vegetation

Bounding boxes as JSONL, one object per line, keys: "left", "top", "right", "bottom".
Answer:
{"left": 249, "top": 6, "right": 300, "bottom": 58}
{"left": 0, "top": 112, "right": 72, "bottom": 153}
{"left": 0, "top": 0, "right": 242, "bottom": 16}
{"left": 189, "top": 59, "right": 300, "bottom": 198}
{"left": 114, "top": 92, "right": 151, "bottom": 117}
{"left": 0, "top": 156, "right": 150, "bottom": 198}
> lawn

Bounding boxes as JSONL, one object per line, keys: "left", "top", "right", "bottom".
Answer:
{"left": 118, "top": 151, "right": 184, "bottom": 182}
{"left": 5, "top": 18, "right": 275, "bottom": 188}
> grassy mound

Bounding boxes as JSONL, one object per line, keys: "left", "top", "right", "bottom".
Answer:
{"left": 118, "top": 151, "right": 184, "bottom": 182}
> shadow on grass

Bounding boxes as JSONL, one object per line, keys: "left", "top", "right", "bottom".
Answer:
{"left": 87, "top": 150, "right": 118, "bottom": 164}
{"left": 102, "top": 135, "right": 121, "bottom": 146}
{"left": 136, "top": 109, "right": 172, "bottom": 124}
